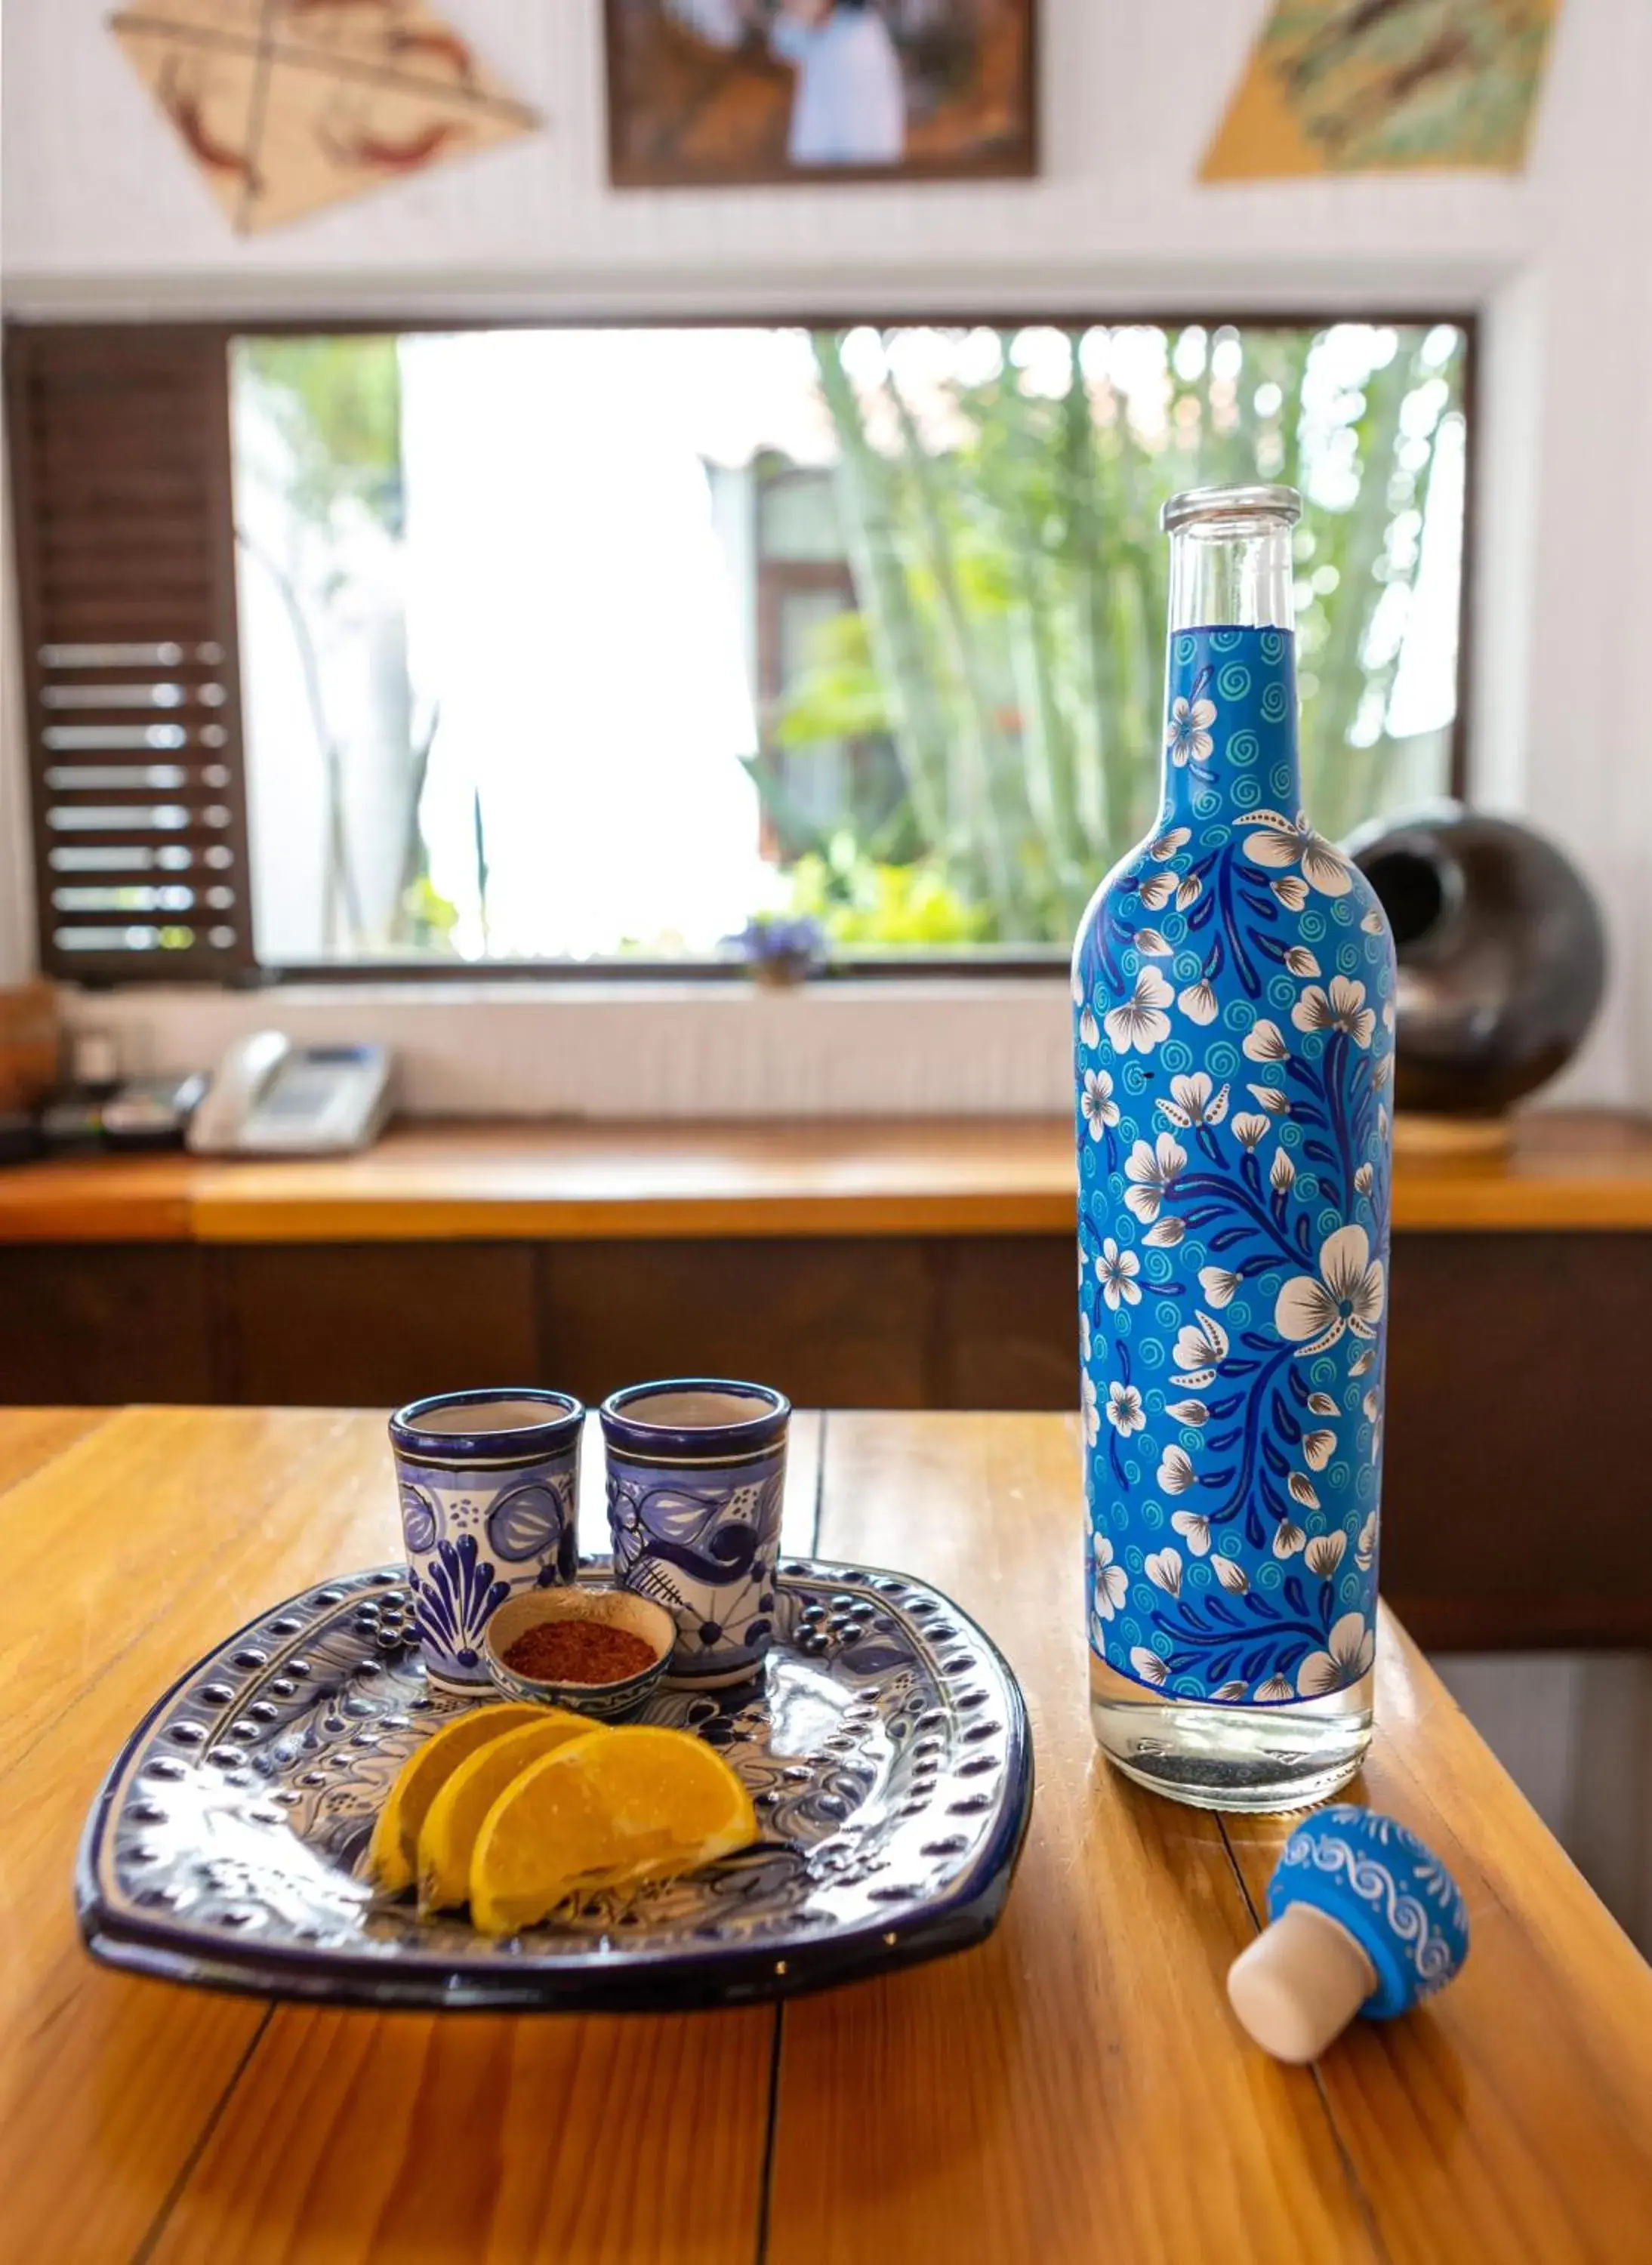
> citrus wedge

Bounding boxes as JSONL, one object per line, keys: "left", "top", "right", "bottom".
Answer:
{"left": 366, "top": 1701, "right": 547, "bottom": 1894}
{"left": 417, "top": 1709, "right": 599, "bottom": 1914}
{"left": 469, "top": 1724, "right": 759, "bottom": 1937}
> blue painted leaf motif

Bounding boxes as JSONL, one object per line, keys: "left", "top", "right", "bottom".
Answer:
{"left": 485, "top": 1479, "right": 569, "bottom": 1564}
{"left": 411, "top": 1533, "right": 511, "bottom": 1667}
{"left": 399, "top": 1483, "right": 439, "bottom": 1557}
{"left": 1072, "top": 625, "right": 1394, "bottom": 1706}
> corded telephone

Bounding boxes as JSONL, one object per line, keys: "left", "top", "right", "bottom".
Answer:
{"left": 186, "top": 1031, "right": 394, "bottom": 1157}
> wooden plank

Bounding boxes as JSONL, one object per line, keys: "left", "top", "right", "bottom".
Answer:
{"left": 0, "top": 1111, "right": 1650, "bottom": 1247}
{"left": 219, "top": 1242, "right": 541, "bottom": 1407}
{"left": 0, "top": 1151, "right": 198, "bottom": 1242}
{"left": 541, "top": 1237, "right": 930, "bottom": 1411}
{"left": 0, "top": 1409, "right": 399, "bottom": 2264}
{"left": 0, "top": 1244, "right": 215, "bottom": 1402}
{"left": 1223, "top": 1614, "right": 1652, "bottom": 2263}
{"left": 0, "top": 1404, "right": 109, "bottom": 1491}
{"left": 769, "top": 1411, "right": 1378, "bottom": 2265}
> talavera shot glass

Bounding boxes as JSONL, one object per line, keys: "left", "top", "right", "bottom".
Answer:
{"left": 600, "top": 1379, "right": 790, "bottom": 1687}
{"left": 389, "top": 1388, "right": 584, "bottom": 1693}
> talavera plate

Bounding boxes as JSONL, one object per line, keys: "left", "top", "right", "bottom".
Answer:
{"left": 77, "top": 1560, "right": 1033, "bottom": 2011}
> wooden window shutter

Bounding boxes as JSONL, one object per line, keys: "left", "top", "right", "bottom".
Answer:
{"left": 6, "top": 323, "right": 254, "bottom": 982}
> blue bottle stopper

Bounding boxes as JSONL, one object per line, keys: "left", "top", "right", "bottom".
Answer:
{"left": 1227, "top": 1805, "right": 1470, "bottom": 2062}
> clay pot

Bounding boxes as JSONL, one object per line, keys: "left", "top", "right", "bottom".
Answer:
{"left": 1345, "top": 805, "right": 1606, "bottom": 1117}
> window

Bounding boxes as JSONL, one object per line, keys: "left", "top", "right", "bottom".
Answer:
{"left": 10, "top": 318, "right": 1471, "bottom": 981}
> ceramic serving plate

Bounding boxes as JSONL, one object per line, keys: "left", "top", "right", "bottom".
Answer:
{"left": 78, "top": 1558, "right": 1033, "bottom": 2011}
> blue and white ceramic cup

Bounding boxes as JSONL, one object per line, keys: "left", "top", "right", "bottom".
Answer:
{"left": 389, "top": 1388, "right": 584, "bottom": 1693}
{"left": 600, "top": 1379, "right": 790, "bottom": 1688}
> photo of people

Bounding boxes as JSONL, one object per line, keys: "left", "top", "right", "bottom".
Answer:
{"left": 604, "top": 2, "right": 1036, "bottom": 186}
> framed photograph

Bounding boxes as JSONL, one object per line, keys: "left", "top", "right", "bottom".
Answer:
{"left": 603, "top": 2, "right": 1037, "bottom": 187}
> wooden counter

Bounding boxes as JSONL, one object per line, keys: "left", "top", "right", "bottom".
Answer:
{"left": 3, "top": 1404, "right": 1648, "bottom": 2265}
{"left": 2, "top": 1108, "right": 1650, "bottom": 1244}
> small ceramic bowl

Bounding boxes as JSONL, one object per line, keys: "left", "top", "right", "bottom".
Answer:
{"left": 482, "top": 1586, "right": 676, "bottom": 1721}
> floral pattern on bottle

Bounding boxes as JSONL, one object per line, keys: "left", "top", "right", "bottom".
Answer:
{"left": 1073, "top": 625, "right": 1396, "bottom": 1705}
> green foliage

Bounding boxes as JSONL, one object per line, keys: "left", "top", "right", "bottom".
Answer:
{"left": 236, "top": 336, "right": 405, "bottom": 535}
{"left": 786, "top": 834, "right": 991, "bottom": 948}
{"left": 781, "top": 322, "right": 1464, "bottom": 948}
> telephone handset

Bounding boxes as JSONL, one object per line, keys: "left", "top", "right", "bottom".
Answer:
{"left": 186, "top": 1031, "right": 394, "bottom": 1157}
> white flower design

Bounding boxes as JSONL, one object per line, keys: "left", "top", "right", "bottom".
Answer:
{"left": 1213, "top": 1555, "right": 1248, "bottom": 1595}
{"left": 1171, "top": 1311, "right": 1228, "bottom": 1388}
{"left": 1283, "top": 946, "right": 1322, "bottom": 978}
{"left": 1081, "top": 1370, "right": 1101, "bottom": 1446}
{"left": 1133, "top": 928, "right": 1173, "bottom": 957}
{"left": 1159, "top": 1071, "right": 1229, "bottom": 1130}
{"left": 1361, "top": 905, "right": 1385, "bottom": 935}
{"left": 1348, "top": 1347, "right": 1376, "bottom": 1378}
{"left": 1095, "top": 1237, "right": 1142, "bottom": 1310}
{"left": 1301, "top": 1428, "right": 1336, "bottom": 1470}
{"left": 1144, "top": 1216, "right": 1186, "bottom": 1247}
{"left": 1093, "top": 1530, "right": 1129, "bottom": 1619}
{"left": 1256, "top": 1673, "right": 1295, "bottom": 1702}
{"left": 1079, "top": 1311, "right": 1092, "bottom": 1362}
{"left": 1080, "top": 1067, "right": 1120, "bottom": 1139}
{"left": 1275, "top": 1225, "right": 1386, "bottom": 1357}
{"left": 1288, "top": 1471, "right": 1321, "bottom": 1509}
{"left": 1148, "top": 827, "right": 1190, "bottom": 861}
{"left": 1307, "top": 1391, "right": 1339, "bottom": 1417}
{"left": 1373, "top": 1052, "right": 1395, "bottom": 1090}
{"left": 1123, "top": 1132, "right": 1187, "bottom": 1222}
{"left": 1271, "top": 877, "right": 1310, "bottom": 911}
{"left": 1165, "top": 692, "right": 1217, "bottom": 767}
{"left": 1355, "top": 1510, "right": 1379, "bottom": 1572}
{"left": 1231, "top": 1113, "right": 1271, "bottom": 1151}
{"left": 1213, "top": 1680, "right": 1248, "bottom": 1702}
{"left": 1292, "top": 975, "right": 1376, "bottom": 1047}
{"left": 1296, "top": 1611, "right": 1375, "bottom": 1697}
{"left": 1106, "top": 1381, "right": 1146, "bottom": 1437}
{"left": 1178, "top": 978, "right": 1219, "bottom": 1025}
{"left": 1145, "top": 1545, "right": 1183, "bottom": 1595}
{"left": 1171, "top": 1508, "right": 1213, "bottom": 1555}
{"left": 1157, "top": 1445, "right": 1197, "bottom": 1496}
{"left": 1232, "top": 808, "right": 1354, "bottom": 897}
{"left": 1079, "top": 1005, "right": 1100, "bottom": 1049}
{"left": 1137, "top": 871, "right": 1176, "bottom": 912}
{"left": 1270, "top": 1150, "right": 1296, "bottom": 1194}
{"left": 1166, "top": 1398, "right": 1209, "bottom": 1427}
{"left": 1175, "top": 874, "right": 1202, "bottom": 911}
{"left": 1305, "top": 1531, "right": 1347, "bottom": 1579}
{"left": 1247, "top": 1084, "right": 1290, "bottom": 1115}
{"left": 1243, "top": 1018, "right": 1289, "bottom": 1064}
{"left": 1197, "top": 1265, "right": 1241, "bottom": 1308}
{"left": 1273, "top": 1519, "right": 1305, "bottom": 1558}
{"left": 1105, "top": 967, "right": 1174, "bottom": 1052}
{"left": 1130, "top": 1645, "right": 1168, "bottom": 1687}
{"left": 1355, "top": 1162, "right": 1375, "bottom": 1197}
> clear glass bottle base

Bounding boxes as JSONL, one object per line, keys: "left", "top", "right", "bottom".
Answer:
{"left": 1089, "top": 1652, "right": 1372, "bottom": 1814}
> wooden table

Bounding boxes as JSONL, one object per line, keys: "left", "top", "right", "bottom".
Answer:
{"left": 4, "top": 1407, "right": 1649, "bottom": 2263}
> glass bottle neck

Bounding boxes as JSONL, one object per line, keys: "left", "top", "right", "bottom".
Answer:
{"left": 1161, "top": 521, "right": 1299, "bottom": 822}
{"left": 1168, "top": 519, "right": 1294, "bottom": 633}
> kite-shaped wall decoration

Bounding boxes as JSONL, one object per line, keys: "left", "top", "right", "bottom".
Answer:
{"left": 1203, "top": 0, "right": 1560, "bottom": 180}
{"left": 109, "top": 2, "right": 540, "bottom": 233}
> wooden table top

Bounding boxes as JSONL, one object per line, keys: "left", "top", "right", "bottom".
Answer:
{"left": 4, "top": 1406, "right": 1649, "bottom": 2264}
{"left": 2, "top": 1106, "right": 1650, "bottom": 1244}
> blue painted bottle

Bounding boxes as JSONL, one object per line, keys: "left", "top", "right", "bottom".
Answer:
{"left": 1073, "top": 485, "right": 1396, "bottom": 1811}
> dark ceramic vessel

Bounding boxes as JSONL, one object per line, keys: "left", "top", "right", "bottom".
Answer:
{"left": 1346, "top": 805, "right": 1606, "bottom": 1116}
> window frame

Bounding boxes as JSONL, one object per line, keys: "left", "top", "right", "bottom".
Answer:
{"left": 8, "top": 308, "right": 1478, "bottom": 991}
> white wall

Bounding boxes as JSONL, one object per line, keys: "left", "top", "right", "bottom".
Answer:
{"left": 3, "top": 1, "right": 1650, "bottom": 1105}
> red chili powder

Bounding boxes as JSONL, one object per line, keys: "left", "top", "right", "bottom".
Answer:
{"left": 503, "top": 1619, "right": 658, "bottom": 1685}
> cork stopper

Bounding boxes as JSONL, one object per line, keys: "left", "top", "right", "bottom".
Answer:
{"left": 1227, "top": 1900, "right": 1378, "bottom": 2063}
